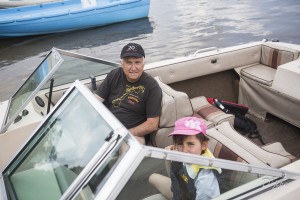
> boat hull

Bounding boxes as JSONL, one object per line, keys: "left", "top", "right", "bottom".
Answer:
{"left": 0, "top": 0, "right": 150, "bottom": 37}
{"left": 0, "top": 0, "right": 60, "bottom": 8}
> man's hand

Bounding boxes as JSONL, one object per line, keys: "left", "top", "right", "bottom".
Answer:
{"left": 165, "top": 145, "right": 176, "bottom": 151}
{"left": 129, "top": 117, "right": 159, "bottom": 137}
{"left": 128, "top": 117, "right": 159, "bottom": 144}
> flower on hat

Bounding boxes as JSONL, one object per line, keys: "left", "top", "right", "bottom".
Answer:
{"left": 184, "top": 119, "right": 203, "bottom": 132}
{"left": 168, "top": 117, "right": 207, "bottom": 136}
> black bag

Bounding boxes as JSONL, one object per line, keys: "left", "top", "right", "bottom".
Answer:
{"left": 213, "top": 99, "right": 265, "bottom": 145}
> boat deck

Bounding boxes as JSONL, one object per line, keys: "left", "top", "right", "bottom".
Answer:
{"left": 249, "top": 114, "right": 300, "bottom": 158}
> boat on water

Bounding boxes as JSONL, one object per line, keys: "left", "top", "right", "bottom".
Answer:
{"left": 1, "top": 40, "right": 300, "bottom": 199}
{"left": 0, "top": 0, "right": 60, "bottom": 8}
{"left": 0, "top": 0, "right": 150, "bottom": 37}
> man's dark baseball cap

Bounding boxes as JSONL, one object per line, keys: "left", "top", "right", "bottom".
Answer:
{"left": 120, "top": 43, "right": 145, "bottom": 58}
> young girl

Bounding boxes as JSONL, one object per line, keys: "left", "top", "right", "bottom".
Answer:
{"left": 149, "top": 117, "right": 221, "bottom": 200}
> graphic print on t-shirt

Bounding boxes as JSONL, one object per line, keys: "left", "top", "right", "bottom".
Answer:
{"left": 112, "top": 84, "right": 145, "bottom": 107}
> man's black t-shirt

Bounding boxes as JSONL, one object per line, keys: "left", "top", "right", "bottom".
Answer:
{"left": 97, "top": 68, "right": 162, "bottom": 129}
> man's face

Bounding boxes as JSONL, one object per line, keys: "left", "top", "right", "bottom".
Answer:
{"left": 121, "top": 57, "right": 145, "bottom": 83}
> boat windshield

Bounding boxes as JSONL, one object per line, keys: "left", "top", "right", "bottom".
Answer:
{"left": 47, "top": 49, "right": 119, "bottom": 88}
{"left": 5, "top": 50, "right": 62, "bottom": 127}
{"left": 1, "top": 48, "right": 118, "bottom": 134}
{"left": 2, "top": 84, "right": 117, "bottom": 200}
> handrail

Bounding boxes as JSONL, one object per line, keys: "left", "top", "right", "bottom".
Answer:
{"left": 146, "top": 146, "right": 300, "bottom": 180}
{"left": 193, "top": 47, "right": 218, "bottom": 56}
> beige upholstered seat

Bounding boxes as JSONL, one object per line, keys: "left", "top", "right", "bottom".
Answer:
{"left": 240, "top": 44, "right": 299, "bottom": 86}
{"left": 241, "top": 64, "right": 276, "bottom": 86}
{"left": 149, "top": 77, "right": 194, "bottom": 148}
{"left": 150, "top": 77, "right": 232, "bottom": 148}
{"left": 190, "top": 96, "right": 235, "bottom": 126}
{"left": 239, "top": 44, "right": 300, "bottom": 125}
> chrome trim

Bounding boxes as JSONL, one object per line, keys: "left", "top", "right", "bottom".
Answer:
{"left": 145, "top": 146, "right": 300, "bottom": 180}
{"left": 0, "top": 176, "right": 7, "bottom": 200}
{"left": 60, "top": 129, "right": 123, "bottom": 200}
{"left": 193, "top": 47, "right": 218, "bottom": 56}
{"left": 94, "top": 137, "right": 146, "bottom": 200}
{"left": 56, "top": 48, "right": 119, "bottom": 67}
{"left": 0, "top": 100, "right": 9, "bottom": 131}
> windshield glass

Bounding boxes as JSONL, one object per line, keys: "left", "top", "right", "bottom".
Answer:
{"left": 72, "top": 140, "right": 129, "bottom": 200}
{"left": 3, "top": 87, "right": 113, "bottom": 200}
{"left": 48, "top": 50, "right": 119, "bottom": 88}
{"left": 7, "top": 50, "right": 61, "bottom": 123}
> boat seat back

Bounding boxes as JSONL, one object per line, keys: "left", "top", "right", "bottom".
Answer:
{"left": 260, "top": 44, "right": 299, "bottom": 69}
{"left": 150, "top": 77, "right": 234, "bottom": 148}
{"left": 149, "top": 77, "right": 194, "bottom": 147}
{"left": 240, "top": 44, "right": 299, "bottom": 86}
{"left": 190, "top": 96, "right": 235, "bottom": 126}
{"left": 155, "top": 77, "right": 193, "bottom": 128}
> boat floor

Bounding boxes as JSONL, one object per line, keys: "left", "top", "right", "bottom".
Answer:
{"left": 247, "top": 114, "right": 300, "bottom": 158}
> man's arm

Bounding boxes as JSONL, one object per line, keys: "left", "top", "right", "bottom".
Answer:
{"left": 129, "top": 116, "right": 159, "bottom": 137}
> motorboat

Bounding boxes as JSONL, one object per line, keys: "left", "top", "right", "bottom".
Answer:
{"left": 0, "top": 0, "right": 60, "bottom": 8}
{"left": 0, "top": 0, "right": 150, "bottom": 37}
{"left": 1, "top": 40, "right": 300, "bottom": 199}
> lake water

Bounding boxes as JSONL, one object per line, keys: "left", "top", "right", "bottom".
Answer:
{"left": 0, "top": 0, "right": 300, "bottom": 101}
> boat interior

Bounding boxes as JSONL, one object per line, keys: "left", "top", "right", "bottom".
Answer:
{"left": 1, "top": 40, "right": 300, "bottom": 199}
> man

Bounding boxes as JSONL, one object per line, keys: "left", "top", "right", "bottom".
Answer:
{"left": 96, "top": 43, "right": 162, "bottom": 144}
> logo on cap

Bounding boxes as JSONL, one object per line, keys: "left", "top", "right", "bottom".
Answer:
{"left": 120, "top": 43, "right": 145, "bottom": 58}
{"left": 127, "top": 46, "right": 136, "bottom": 51}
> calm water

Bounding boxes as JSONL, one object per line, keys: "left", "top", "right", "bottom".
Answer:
{"left": 0, "top": 0, "right": 300, "bottom": 101}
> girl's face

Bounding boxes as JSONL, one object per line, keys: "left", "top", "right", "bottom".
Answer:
{"left": 182, "top": 135, "right": 208, "bottom": 155}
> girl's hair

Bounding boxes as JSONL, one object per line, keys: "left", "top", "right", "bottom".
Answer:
{"left": 173, "top": 133, "right": 209, "bottom": 144}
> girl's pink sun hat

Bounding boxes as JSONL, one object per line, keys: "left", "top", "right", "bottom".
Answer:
{"left": 168, "top": 117, "right": 207, "bottom": 136}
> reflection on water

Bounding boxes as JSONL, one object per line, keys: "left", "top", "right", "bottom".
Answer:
{"left": 0, "top": 0, "right": 300, "bottom": 101}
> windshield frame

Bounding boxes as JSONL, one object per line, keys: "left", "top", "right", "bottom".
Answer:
{"left": 0, "top": 48, "right": 63, "bottom": 134}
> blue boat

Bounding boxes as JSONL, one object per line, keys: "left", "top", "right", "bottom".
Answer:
{"left": 0, "top": 0, "right": 150, "bottom": 37}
